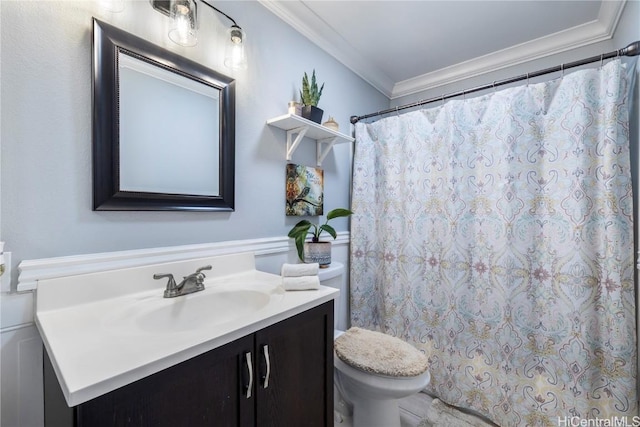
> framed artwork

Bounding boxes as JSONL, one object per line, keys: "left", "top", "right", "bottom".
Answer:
{"left": 286, "top": 164, "right": 323, "bottom": 216}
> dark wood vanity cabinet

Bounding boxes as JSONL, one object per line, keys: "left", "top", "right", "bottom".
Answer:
{"left": 255, "top": 302, "right": 333, "bottom": 426}
{"left": 44, "top": 301, "right": 334, "bottom": 427}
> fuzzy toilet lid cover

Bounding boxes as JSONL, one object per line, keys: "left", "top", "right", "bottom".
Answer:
{"left": 335, "top": 327, "right": 429, "bottom": 377}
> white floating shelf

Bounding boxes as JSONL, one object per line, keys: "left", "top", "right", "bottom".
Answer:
{"left": 266, "top": 114, "right": 354, "bottom": 166}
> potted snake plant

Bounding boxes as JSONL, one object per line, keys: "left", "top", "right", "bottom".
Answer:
{"left": 288, "top": 208, "right": 352, "bottom": 267}
{"left": 299, "top": 69, "right": 325, "bottom": 124}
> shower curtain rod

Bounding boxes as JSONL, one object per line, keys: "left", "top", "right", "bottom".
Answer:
{"left": 350, "top": 40, "right": 640, "bottom": 124}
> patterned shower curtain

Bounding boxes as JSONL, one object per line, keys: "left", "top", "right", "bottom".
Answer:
{"left": 350, "top": 59, "right": 637, "bottom": 425}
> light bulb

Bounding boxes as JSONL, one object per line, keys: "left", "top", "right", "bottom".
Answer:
{"left": 168, "top": 0, "right": 198, "bottom": 47}
{"left": 224, "top": 26, "right": 247, "bottom": 70}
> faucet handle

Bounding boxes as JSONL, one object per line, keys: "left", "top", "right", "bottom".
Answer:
{"left": 192, "top": 266, "right": 212, "bottom": 286}
{"left": 196, "top": 265, "right": 212, "bottom": 275}
{"left": 153, "top": 273, "right": 176, "bottom": 289}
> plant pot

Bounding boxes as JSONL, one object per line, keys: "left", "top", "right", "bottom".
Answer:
{"left": 303, "top": 241, "right": 331, "bottom": 268}
{"left": 301, "top": 105, "right": 324, "bottom": 124}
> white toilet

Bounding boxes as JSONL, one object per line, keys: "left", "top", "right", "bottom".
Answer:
{"left": 318, "top": 263, "right": 431, "bottom": 427}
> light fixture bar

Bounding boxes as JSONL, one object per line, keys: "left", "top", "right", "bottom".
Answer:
{"left": 153, "top": 0, "right": 242, "bottom": 31}
{"left": 151, "top": 0, "right": 247, "bottom": 70}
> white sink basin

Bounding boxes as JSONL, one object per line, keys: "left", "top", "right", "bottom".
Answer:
{"left": 137, "top": 289, "right": 271, "bottom": 333}
{"left": 104, "top": 284, "right": 280, "bottom": 335}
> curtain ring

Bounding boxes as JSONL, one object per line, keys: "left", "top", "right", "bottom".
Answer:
{"left": 561, "top": 63, "right": 565, "bottom": 78}
{"left": 600, "top": 53, "right": 604, "bottom": 69}
{"left": 492, "top": 81, "right": 497, "bottom": 92}
{"left": 526, "top": 73, "right": 530, "bottom": 87}
{"left": 441, "top": 95, "right": 445, "bottom": 106}
{"left": 395, "top": 106, "right": 399, "bottom": 116}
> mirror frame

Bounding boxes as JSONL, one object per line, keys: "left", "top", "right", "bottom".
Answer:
{"left": 92, "top": 18, "right": 235, "bottom": 211}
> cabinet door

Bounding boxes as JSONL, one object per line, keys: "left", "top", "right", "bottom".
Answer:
{"left": 77, "top": 334, "right": 255, "bottom": 427}
{"left": 45, "top": 334, "right": 256, "bottom": 427}
{"left": 255, "top": 301, "right": 333, "bottom": 427}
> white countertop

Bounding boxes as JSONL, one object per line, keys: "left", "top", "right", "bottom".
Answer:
{"left": 36, "top": 253, "right": 338, "bottom": 407}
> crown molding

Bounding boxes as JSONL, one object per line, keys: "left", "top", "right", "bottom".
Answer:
{"left": 258, "top": 0, "right": 395, "bottom": 97}
{"left": 391, "top": 0, "right": 626, "bottom": 99}
{"left": 258, "top": 0, "right": 626, "bottom": 101}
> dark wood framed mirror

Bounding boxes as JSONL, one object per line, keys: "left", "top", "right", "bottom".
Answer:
{"left": 92, "top": 18, "right": 235, "bottom": 211}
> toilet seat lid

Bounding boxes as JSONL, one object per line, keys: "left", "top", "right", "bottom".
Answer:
{"left": 335, "top": 327, "right": 429, "bottom": 377}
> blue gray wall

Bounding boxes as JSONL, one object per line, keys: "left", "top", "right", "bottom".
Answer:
{"left": 1, "top": 0, "right": 387, "bottom": 271}
{"left": 0, "top": 2, "right": 387, "bottom": 425}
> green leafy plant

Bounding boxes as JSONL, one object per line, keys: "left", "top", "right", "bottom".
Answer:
{"left": 288, "top": 208, "right": 353, "bottom": 261}
{"left": 299, "top": 70, "right": 324, "bottom": 107}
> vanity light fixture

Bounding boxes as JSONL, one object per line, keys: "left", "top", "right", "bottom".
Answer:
{"left": 224, "top": 24, "right": 247, "bottom": 70}
{"left": 168, "top": 0, "right": 198, "bottom": 47}
{"left": 151, "top": 0, "right": 247, "bottom": 70}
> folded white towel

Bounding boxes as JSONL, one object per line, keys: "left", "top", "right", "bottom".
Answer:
{"left": 282, "top": 275, "right": 320, "bottom": 291}
{"left": 281, "top": 263, "right": 319, "bottom": 277}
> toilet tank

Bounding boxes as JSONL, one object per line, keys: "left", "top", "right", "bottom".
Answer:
{"left": 318, "top": 262, "right": 347, "bottom": 331}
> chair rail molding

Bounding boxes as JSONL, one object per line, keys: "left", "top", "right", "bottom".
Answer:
{"left": 17, "top": 233, "right": 350, "bottom": 292}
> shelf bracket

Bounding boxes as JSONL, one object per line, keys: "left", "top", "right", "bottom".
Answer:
{"left": 286, "top": 126, "right": 309, "bottom": 161}
{"left": 316, "top": 137, "right": 338, "bottom": 166}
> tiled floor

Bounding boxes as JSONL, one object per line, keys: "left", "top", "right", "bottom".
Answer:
{"left": 334, "top": 392, "right": 434, "bottom": 427}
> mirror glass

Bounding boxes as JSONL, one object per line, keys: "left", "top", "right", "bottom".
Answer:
{"left": 118, "top": 52, "right": 220, "bottom": 196}
{"left": 93, "top": 19, "right": 235, "bottom": 211}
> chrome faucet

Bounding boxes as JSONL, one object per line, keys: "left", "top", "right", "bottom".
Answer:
{"left": 154, "top": 265, "right": 212, "bottom": 298}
